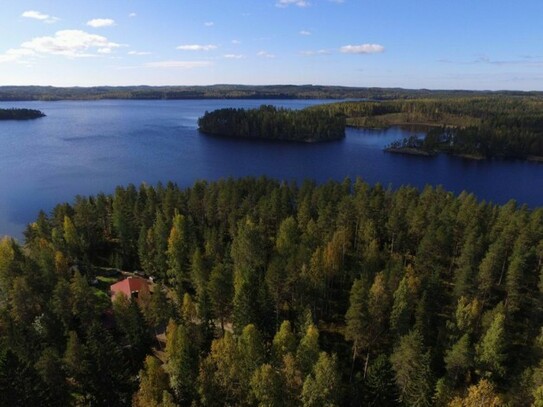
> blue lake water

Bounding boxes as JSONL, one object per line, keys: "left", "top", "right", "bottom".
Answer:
{"left": 1, "top": 99, "right": 543, "bottom": 240}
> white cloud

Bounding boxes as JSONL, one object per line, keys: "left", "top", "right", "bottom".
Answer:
{"left": 20, "top": 30, "right": 122, "bottom": 58}
{"left": 276, "top": 0, "right": 310, "bottom": 7}
{"left": 21, "top": 10, "right": 59, "bottom": 23}
{"left": 301, "top": 49, "right": 330, "bottom": 56}
{"left": 176, "top": 44, "right": 217, "bottom": 51}
{"left": 0, "top": 30, "right": 123, "bottom": 63}
{"left": 340, "top": 43, "right": 384, "bottom": 54}
{"left": 257, "top": 50, "right": 275, "bottom": 58}
{"left": 128, "top": 50, "right": 151, "bottom": 56}
{"left": 204, "top": 21, "right": 214, "bottom": 27}
{"left": 223, "top": 54, "right": 245, "bottom": 59}
{"left": 22, "top": 10, "right": 48, "bottom": 20}
{"left": 129, "top": 12, "right": 137, "bottom": 18}
{"left": 231, "top": 39, "right": 241, "bottom": 45}
{"left": 145, "top": 60, "right": 212, "bottom": 69}
{"left": 86, "top": 18, "right": 116, "bottom": 28}
{"left": 0, "top": 48, "right": 35, "bottom": 63}
{"left": 299, "top": 30, "right": 311, "bottom": 36}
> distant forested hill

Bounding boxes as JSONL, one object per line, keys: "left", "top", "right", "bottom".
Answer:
{"left": 0, "top": 84, "right": 542, "bottom": 101}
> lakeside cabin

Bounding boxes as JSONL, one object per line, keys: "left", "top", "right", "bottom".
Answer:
{"left": 110, "top": 276, "right": 150, "bottom": 302}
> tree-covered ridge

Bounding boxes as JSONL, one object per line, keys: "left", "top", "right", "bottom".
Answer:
{"left": 2, "top": 177, "right": 543, "bottom": 405}
{"left": 312, "top": 97, "right": 543, "bottom": 159}
{"left": 198, "top": 105, "right": 346, "bottom": 142}
{"left": 1, "top": 84, "right": 542, "bottom": 101}
{"left": 0, "top": 108, "right": 45, "bottom": 120}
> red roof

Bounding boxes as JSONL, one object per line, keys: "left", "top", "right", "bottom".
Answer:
{"left": 110, "top": 276, "right": 150, "bottom": 300}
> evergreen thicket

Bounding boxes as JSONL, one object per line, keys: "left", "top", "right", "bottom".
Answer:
{"left": 1, "top": 177, "right": 542, "bottom": 405}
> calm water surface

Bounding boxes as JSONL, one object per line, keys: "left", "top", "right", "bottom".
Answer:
{"left": 1, "top": 99, "right": 543, "bottom": 239}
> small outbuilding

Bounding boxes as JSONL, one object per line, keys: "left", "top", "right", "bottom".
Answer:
{"left": 110, "top": 276, "right": 150, "bottom": 301}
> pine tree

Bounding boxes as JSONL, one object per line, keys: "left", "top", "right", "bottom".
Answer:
{"left": 272, "top": 320, "right": 297, "bottom": 362}
{"left": 81, "top": 322, "right": 133, "bottom": 406}
{"left": 444, "top": 334, "right": 473, "bottom": 384}
{"left": 476, "top": 311, "right": 507, "bottom": 380}
{"left": 204, "top": 332, "right": 242, "bottom": 403}
{"left": 70, "top": 271, "right": 97, "bottom": 322}
{"left": 281, "top": 353, "right": 304, "bottom": 406}
{"left": 301, "top": 352, "right": 342, "bottom": 407}
{"left": 449, "top": 379, "right": 503, "bottom": 406}
{"left": 164, "top": 319, "right": 199, "bottom": 404}
{"left": 0, "top": 349, "right": 53, "bottom": 407}
{"left": 63, "top": 215, "right": 80, "bottom": 259}
{"left": 297, "top": 324, "right": 320, "bottom": 376}
{"left": 208, "top": 262, "right": 233, "bottom": 334}
{"left": 364, "top": 354, "right": 397, "bottom": 407}
{"left": 167, "top": 213, "right": 189, "bottom": 295}
{"left": 0, "top": 236, "right": 17, "bottom": 295}
{"left": 390, "top": 330, "right": 433, "bottom": 407}
{"left": 35, "top": 347, "right": 70, "bottom": 406}
{"left": 63, "top": 330, "right": 87, "bottom": 384}
{"left": 113, "top": 292, "right": 151, "bottom": 372}
{"left": 251, "top": 364, "right": 284, "bottom": 407}
{"left": 345, "top": 277, "right": 370, "bottom": 376}
{"left": 133, "top": 355, "right": 172, "bottom": 407}
{"left": 238, "top": 324, "right": 266, "bottom": 402}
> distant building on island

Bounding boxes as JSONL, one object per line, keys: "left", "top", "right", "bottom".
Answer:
{"left": 110, "top": 276, "right": 150, "bottom": 301}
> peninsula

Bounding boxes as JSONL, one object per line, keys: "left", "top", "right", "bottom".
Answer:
{"left": 310, "top": 97, "right": 543, "bottom": 160}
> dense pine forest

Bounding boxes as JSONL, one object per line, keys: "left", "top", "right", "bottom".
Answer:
{"left": 312, "top": 97, "right": 543, "bottom": 159}
{"left": 1, "top": 177, "right": 543, "bottom": 406}
{"left": 198, "top": 105, "right": 346, "bottom": 142}
{"left": 0, "top": 108, "right": 45, "bottom": 120}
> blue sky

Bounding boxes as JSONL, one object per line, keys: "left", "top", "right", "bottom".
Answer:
{"left": 1, "top": 0, "right": 542, "bottom": 90}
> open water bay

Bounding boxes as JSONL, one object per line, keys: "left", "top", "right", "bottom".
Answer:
{"left": 1, "top": 99, "right": 542, "bottom": 239}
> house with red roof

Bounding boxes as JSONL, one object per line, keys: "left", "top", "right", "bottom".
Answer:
{"left": 110, "top": 276, "right": 150, "bottom": 301}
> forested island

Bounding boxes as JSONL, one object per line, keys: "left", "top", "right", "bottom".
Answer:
{"left": 1, "top": 177, "right": 543, "bottom": 406}
{"left": 198, "top": 105, "right": 346, "bottom": 142}
{"left": 311, "top": 97, "right": 543, "bottom": 160}
{"left": 0, "top": 108, "right": 45, "bottom": 120}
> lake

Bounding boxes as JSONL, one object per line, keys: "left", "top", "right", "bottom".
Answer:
{"left": 1, "top": 99, "right": 543, "bottom": 240}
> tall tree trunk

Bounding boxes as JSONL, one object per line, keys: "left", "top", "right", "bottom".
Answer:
{"left": 350, "top": 342, "right": 358, "bottom": 383}
{"left": 363, "top": 350, "right": 370, "bottom": 379}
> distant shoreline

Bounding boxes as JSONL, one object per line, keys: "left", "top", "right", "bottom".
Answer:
{"left": 384, "top": 146, "right": 543, "bottom": 163}
{"left": 0, "top": 85, "right": 541, "bottom": 101}
{"left": 384, "top": 147, "right": 435, "bottom": 157}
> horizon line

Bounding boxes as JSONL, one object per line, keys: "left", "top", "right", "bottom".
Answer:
{"left": 0, "top": 84, "right": 541, "bottom": 93}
